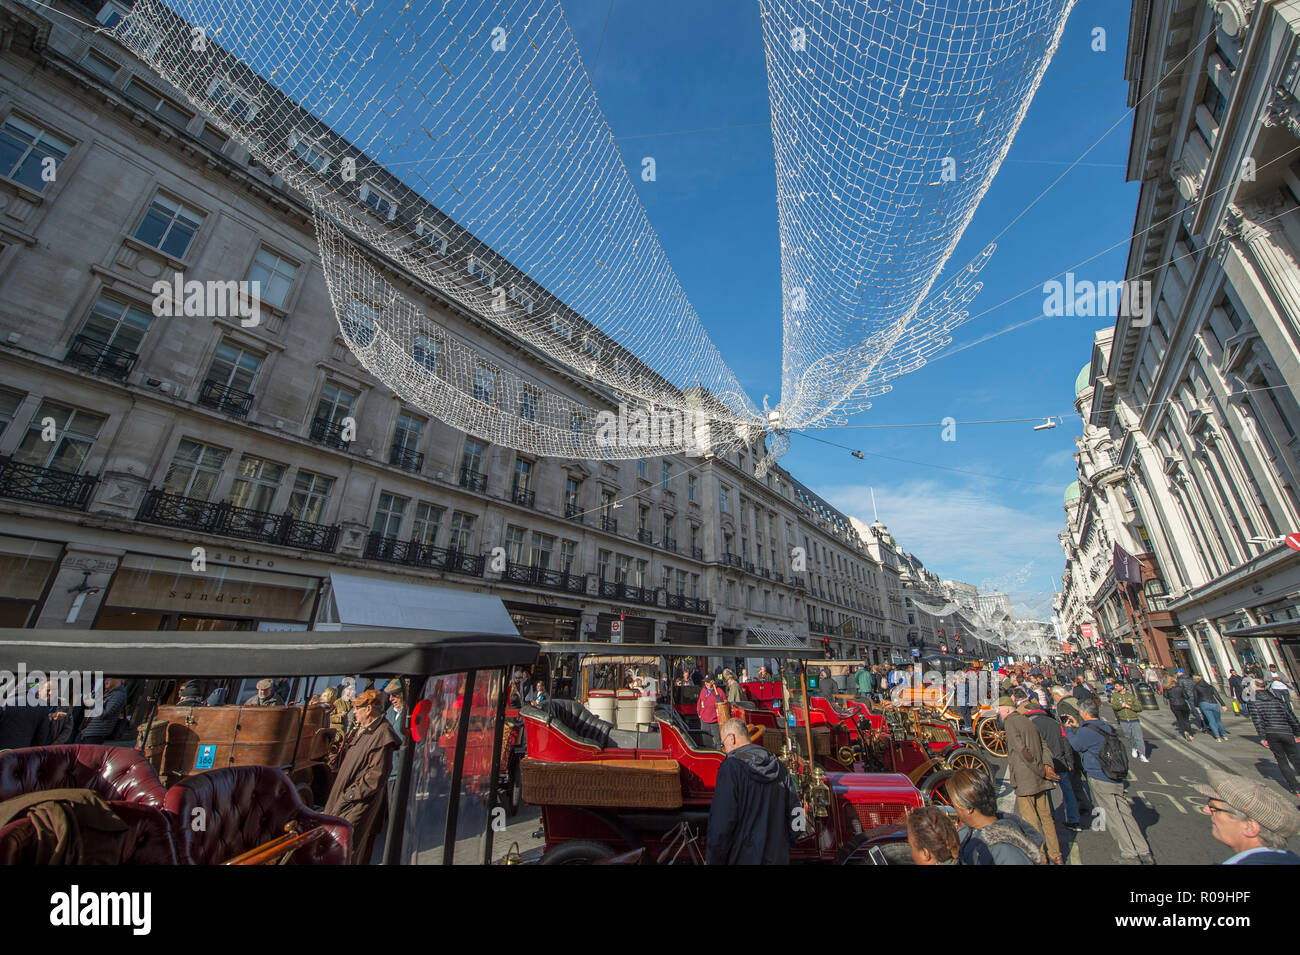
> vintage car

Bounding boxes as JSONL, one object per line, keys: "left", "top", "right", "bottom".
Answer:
{"left": 0, "top": 625, "right": 538, "bottom": 865}
{"left": 517, "top": 643, "right": 926, "bottom": 864}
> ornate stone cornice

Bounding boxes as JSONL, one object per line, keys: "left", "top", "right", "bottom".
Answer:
{"left": 1263, "top": 88, "right": 1300, "bottom": 138}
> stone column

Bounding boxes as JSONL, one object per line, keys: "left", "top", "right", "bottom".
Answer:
{"left": 1224, "top": 197, "right": 1300, "bottom": 348}
{"left": 31, "top": 546, "right": 123, "bottom": 629}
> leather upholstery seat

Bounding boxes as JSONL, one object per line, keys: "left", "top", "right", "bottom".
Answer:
{"left": 0, "top": 745, "right": 168, "bottom": 808}
{"left": 163, "top": 765, "right": 350, "bottom": 865}
{"left": 0, "top": 800, "right": 177, "bottom": 864}
{"left": 526, "top": 699, "right": 613, "bottom": 749}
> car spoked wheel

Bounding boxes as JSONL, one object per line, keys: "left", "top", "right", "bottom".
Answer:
{"left": 944, "top": 746, "right": 991, "bottom": 777}
{"left": 976, "top": 718, "right": 1007, "bottom": 758}
{"left": 919, "top": 768, "right": 955, "bottom": 807}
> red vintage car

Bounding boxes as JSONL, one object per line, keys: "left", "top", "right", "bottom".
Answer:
{"left": 517, "top": 644, "right": 926, "bottom": 864}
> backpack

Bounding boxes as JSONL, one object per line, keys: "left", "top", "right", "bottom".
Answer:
{"left": 1092, "top": 722, "right": 1129, "bottom": 781}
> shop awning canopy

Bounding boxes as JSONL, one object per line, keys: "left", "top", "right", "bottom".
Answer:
{"left": 324, "top": 571, "right": 518, "bottom": 634}
{"left": 746, "top": 627, "right": 807, "bottom": 648}
{"left": 0, "top": 628, "right": 538, "bottom": 678}
{"left": 528, "top": 641, "right": 829, "bottom": 660}
{"left": 1221, "top": 620, "right": 1300, "bottom": 639}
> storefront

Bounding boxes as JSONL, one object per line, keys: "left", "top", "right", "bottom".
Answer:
{"left": 504, "top": 602, "right": 581, "bottom": 642}
{"left": 595, "top": 612, "right": 653, "bottom": 642}
{"left": 0, "top": 535, "right": 60, "bottom": 627}
{"left": 665, "top": 622, "right": 708, "bottom": 644}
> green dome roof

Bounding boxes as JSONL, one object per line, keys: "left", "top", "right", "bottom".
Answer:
{"left": 1074, "top": 363, "right": 1092, "bottom": 396}
{"left": 1064, "top": 481, "right": 1081, "bottom": 505}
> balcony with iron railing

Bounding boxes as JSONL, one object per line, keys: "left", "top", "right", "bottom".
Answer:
{"left": 723, "top": 552, "right": 743, "bottom": 569}
{"left": 597, "top": 579, "right": 658, "bottom": 606}
{"left": 503, "top": 560, "right": 587, "bottom": 594}
{"left": 565, "top": 502, "right": 585, "bottom": 523}
{"left": 389, "top": 444, "right": 424, "bottom": 473}
{"left": 137, "top": 488, "right": 339, "bottom": 553}
{"left": 64, "top": 335, "right": 138, "bottom": 381}
{"left": 601, "top": 516, "right": 617, "bottom": 534}
{"left": 793, "top": 576, "right": 806, "bottom": 588}
{"left": 636, "top": 528, "right": 654, "bottom": 545}
{"left": 310, "top": 416, "right": 351, "bottom": 450}
{"left": 691, "top": 546, "right": 704, "bottom": 560}
{"left": 198, "top": 379, "right": 254, "bottom": 418}
{"left": 0, "top": 457, "right": 98, "bottom": 511}
{"left": 661, "top": 536, "right": 677, "bottom": 553}
{"left": 364, "top": 532, "right": 485, "bottom": 577}
{"left": 757, "top": 566, "right": 770, "bottom": 578}
{"left": 459, "top": 466, "right": 488, "bottom": 493}
{"left": 665, "top": 591, "right": 712, "bottom": 615}
{"left": 774, "top": 571, "right": 785, "bottom": 583}
{"left": 510, "top": 483, "right": 536, "bottom": 508}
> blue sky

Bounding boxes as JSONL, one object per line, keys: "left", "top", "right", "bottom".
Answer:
{"left": 562, "top": 0, "right": 1138, "bottom": 620}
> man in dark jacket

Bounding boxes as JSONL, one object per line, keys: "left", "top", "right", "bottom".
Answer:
{"left": 1024, "top": 695, "right": 1081, "bottom": 830}
{"left": 1175, "top": 670, "right": 1202, "bottom": 730}
{"left": 76, "top": 678, "right": 128, "bottom": 745}
{"left": 707, "top": 718, "right": 801, "bottom": 864}
{"left": 1248, "top": 677, "right": 1300, "bottom": 795}
{"left": 1001, "top": 692, "right": 1061, "bottom": 864}
{"left": 0, "top": 684, "right": 50, "bottom": 750}
{"left": 1071, "top": 676, "right": 1096, "bottom": 705}
{"left": 325, "top": 689, "right": 401, "bottom": 864}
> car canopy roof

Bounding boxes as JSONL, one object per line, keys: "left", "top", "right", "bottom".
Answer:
{"left": 534, "top": 642, "right": 829, "bottom": 661}
{"left": 0, "top": 628, "right": 538, "bottom": 678}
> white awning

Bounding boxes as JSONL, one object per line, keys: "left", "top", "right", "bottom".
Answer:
{"left": 745, "top": 627, "right": 807, "bottom": 649}
{"left": 321, "top": 571, "right": 518, "bottom": 635}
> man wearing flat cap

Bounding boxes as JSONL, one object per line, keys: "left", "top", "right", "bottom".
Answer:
{"left": 247, "top": 678, "right": 284, "bottom": 706}
{"left": 1196, "top": 770, "right": 1300, "bottom": 864}
{"left": 325, "top": 688, "right": 401, "bottom": 864}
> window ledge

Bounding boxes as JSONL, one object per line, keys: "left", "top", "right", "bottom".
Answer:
{"left": 0, "top": 176, "right": 49, "bottom": 204}
{"left": 121, "top": 234, "right": 189, "bottom": 273}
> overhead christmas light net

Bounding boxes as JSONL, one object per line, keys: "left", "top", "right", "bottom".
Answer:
{"left": 109, "top": 0, "right": 1074, "bottom": 459}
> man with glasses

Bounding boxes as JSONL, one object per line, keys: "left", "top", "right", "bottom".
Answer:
{"left": 706, "top": 717, "right": 801, "bottom": 865}
{"left": 324, "top": 688, "right": 401, "bottom": 864}
{"left": 1195, "top": 770, "right": 1300, "bottom": 865}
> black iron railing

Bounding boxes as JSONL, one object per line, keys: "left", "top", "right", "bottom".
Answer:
{"left": 363, "top": 532, "right": 485, "bottom": 577}
{"left": 601, "top": 516, "right": 617, "bottom": 534}
{"left": 459, "top": 466, "right": 487, "bottom": 493}
{"left": 510, "top": 483, "right": 535, "bottom": 507}
{"left": 597, "top": 580, "right": 658, "bottom": 606}
{"left": 310, "top": 416, "right": 351, "bottom": 450}
{"left": 65, "top": 335, "right": 137, "bottom": 381}
{"left": 774, "top": 571, "right": 785, "bottom": 583}
{"left": 565, "top": 502, "right": 585, "bottom": 522}
{"left": 758, "top": 566, "right": 770, "bottom": 578}
{"left": 198, "top": 379, "right": 254, "bottom": 417}
{"left": 793, "top": 576, "right": 806, "bottom": 588}
{"left": 662, "top": 536, "right": 676, "bottom": 552}
{"left": 636, "top": 528, "right": 654, "bottom": 545}
{"left": 503, "top": 561, "right": 587, "bottom": 593}
{"left": 665, "top": 591, "right": 712, "bottom": 615}
{"left": 691, "top": 546, "right": 704, "bottom": 560}
{"left": 724, "top": 553, "right": 743, "bottom": 568}
{"left": 137, "top": 488, "right": 339, "bottom": 553}
{"left": 389, "top": 444, "right": 424, "bottom": 472}
{"left": 0, "top": 457, "right": 97, "bottom": 510}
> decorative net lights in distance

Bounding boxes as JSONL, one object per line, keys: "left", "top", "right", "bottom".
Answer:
{"left": 112, "top": 0, "right": 1075, "bottom": 463}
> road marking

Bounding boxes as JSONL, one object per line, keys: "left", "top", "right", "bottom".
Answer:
{"left": 1138, "top": 713, "right": 1239, "bottom": 775}
{"left": 1136, "top": 789, "right": 1187, "bottom": 813}
{"left": 1150, "top": 770, "right": 1169, "bottom": 786}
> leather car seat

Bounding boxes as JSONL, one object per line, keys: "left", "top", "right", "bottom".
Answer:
{"left": 539, "top": 699, "right": 613, "bottom": 749}
{"left": 0, "top": 745, "right": 168, "bottom": 808}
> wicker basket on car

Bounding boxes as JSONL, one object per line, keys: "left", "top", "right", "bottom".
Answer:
{"left": 520, "top": 758, "right": 682, "bottom": 809}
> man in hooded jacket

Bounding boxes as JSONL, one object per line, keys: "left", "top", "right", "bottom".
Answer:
{"left": 707, "top": 718, "right": 801, "bottom": 864}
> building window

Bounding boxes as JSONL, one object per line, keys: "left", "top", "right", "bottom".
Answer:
{"left": 509, "top": 286, "right": 535, "bottom": 314}
{"left": 661, "top": 461, "right": 672, "bottom": 490}
{"left": 467, "top": 256, "right": 495, "bottom": 287}
{"left": 530, "top": 533, "right": 555, "bottom": 570}
{"left": 95, "top": 1, "right": 128, "bottom": 28}
{"left": 581, "top": 336, "right": 601, "bottom": 360}
{"left": 228, "top": 454, "right": 285, "bottom": 512}
{"left": 635, "top": 559, "right": 648, "bottom": 588}
{"left": 616, "top": 555, "right": 631, "bottom": 584}
{"left": 413, "top": 333, "right": 441, "bottom": 375}
{"left": 473, "top": 365, "right": 496, "bottom": 405}
{"left": 392, "top": 412, "right": 424, "bottom": 457}
{"left": 79, "top": 294, "right": 153, "bottom": 356}
{"left": 287, "top": 470, "right": 333, "bottom": 523}
{"left": 461, "top": 438, "right": 486, "bottom": 475}
{"left": 0, "top": 116, "right": 72, "bottom": 193}
{"left": 314, "top": 382, "right": 357, "bottom": 428}
{"left": 662, "top": 514, "right": 674, "bottom": 542}
{"left": 689, "top": 524, "right": 700, "bottom": 552}
{"left": 372, "top": 492, "right": 408, "bottom": 538}
{"left": 569, "top": 413, "right": 583, "bottom": 447}
{"left": 559, "top": 540, "right": 577, "bottom": 574}
{"left": 133, "top": 192, "right": 204, "bottom": 259}
{"left": 81, "top": 49, "right": 121, "bottom": 82}
{"left": 565, "top": 476, "right": 582, "bottom": 511}
{"left": 359, "top": 180, "right": 397, "bottom": 220}
{"left": 638, "top": 505, "right": 650, "bottom": 531}
{"left": 550, "top": 314, "right": 573, "bottom": 341}
{"left": 513, "top": 457, "right": 532, "bottom": 494}
{"left": 598, "top": 549, "right": 611, "bottom": 579}
{"left": 719, "top": 485, "right": 730, "bottom": 513}
{"left": 691, "top": 573, "right": 700, "bottom": 598}
{"left": 122, "top": 79, "right": 194, "bottom": 128}
{"left": 687, "top": 474, "right": 697, "bottom": 502}
{"left": 246, "top": 247, "right": 299, "bottom": 309}
{"left": 1202, "top": 77, "right": 1226, "bottom": 122}
{"left": 205, "top": 77, "right": 258, "bottom": 121}
{"left": 290, "top": 131, "right": 333, "bottom": 174}
{"left": 519, "top": 389, "right": 538, "bottom": 423}
{"left": 448, "top": 512, "right": 476, "bottom": 551}
{"left": 412, "top": 502, "right": 443, "bottom": 545}
{"left": 416, "top": 219, "right": 447, "bottom": 255}
{"left": 637, "top": 458, "right": 648, "bottom": 480}
{"left": 505, "top": 525, "right": 526, "bottom": 564}
{"left": 161, "top": 438, "right": 228, "bottom": 500}
{"left": 205, "top": 340, "right": 262, "bottom": 397}
{"left": 676, "top": 569, "right": 687, "bottom": 595}
{"left": 726, "top": 581, "right": 736, "bottom": 606}
{"left": 12, "top": 402, "right": 106, "bottom": 473}
{"left": 0, "top": 388, "right": 22, "bottom": 440}
{"left": 341, "top": 300, "right": 377, "bottom": 347}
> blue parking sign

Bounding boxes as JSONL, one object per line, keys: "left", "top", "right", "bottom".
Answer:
{"left": 195, "top": 744, "right": 216, "bottom": 770}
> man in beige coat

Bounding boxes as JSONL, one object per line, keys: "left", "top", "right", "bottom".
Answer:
{"left": 999, "top": 690, "right": 1063, "bottom": 864}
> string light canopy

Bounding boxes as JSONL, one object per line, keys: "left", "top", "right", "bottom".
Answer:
{"left": 110, "top": 0, "right": 1075, "bottom": 462}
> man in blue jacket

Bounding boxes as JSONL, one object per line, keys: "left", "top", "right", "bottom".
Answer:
{"left": 1063, "top": 699, "right": 1153, "bottom": 863}
{"left": 707, "top": 718, "right": 802, "bottom": 864}
{"left": 1194, "top": 770, "right": 1300, "bottom": 864}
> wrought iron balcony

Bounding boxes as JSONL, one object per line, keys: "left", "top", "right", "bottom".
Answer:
{"left": 65, "top": 335, "right": 138, "bottom": 381}
{"left": 503, "top": 560, "right": 587, "bottom": 594}
{"left": 310, "top": 416, "right": 351, "bottom": 450}
{"left": 758, "top": 566, "right": 770, "bottom": 578}
{"left": 565, "top": 502, "right": 585, "bottom": 523}
{"left": 665, "top": 591, "right": 712, "bottom": 615}
{"left": 137, "top": 488, "right": 339, "bottom": 553}
{"left": 597, "top": 579, "right": 658, "bottom": 606}
{"left": 389, "top": 444, "right": 424, "bottom": 472}
{"left": 636, "top": 528, "right": 654, "bottom": 545}
{"left": 744, "top": 560, "right": 755, "bottom": 573}
{"left": 662, "top": 536, "right": 676, "bottom": 552}
{"left": 601, "top": 516, "right": 617, "bottom": 534}
{"left": 0, "top": 457, "right": 97, "bottom": 510}
{"left": 724, "top": 552, "right": 743, "bottom": 568}
{"left": 459, "top": 466, "right": 488, "bottom": 493}
{"left": 691, "top": 546, "right": 704, "bottom": 560}
{"left": 198, "top": 379, "right": 254, "bottom": 417}
{"left": 774, "top": 571, "right": 785, "bottom": 583}
{"left": 363, "top": 532, "right": 485, "bottom": 577}
{"left": 510, "top": 483, "right": 536, "bottom": 507}
{"left": 793, "top": 576, "right": 806, "bottom": 588}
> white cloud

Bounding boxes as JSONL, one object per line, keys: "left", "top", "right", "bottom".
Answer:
{"left": 829, "top": 479, "right": 1063, "bottom": 617}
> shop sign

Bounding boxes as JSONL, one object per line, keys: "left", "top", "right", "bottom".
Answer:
{"left": 1174, "top": 639, "right": 1190, "bottom": 649}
